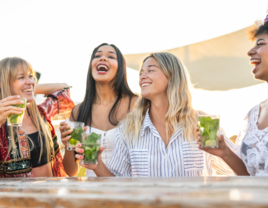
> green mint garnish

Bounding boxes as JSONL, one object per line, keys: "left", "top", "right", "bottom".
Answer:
{"left": 198, "top": 116, "right": 219, "bottom": 147}
{"left": 69, "top": 127, "right": 84, "bottom": 142}
{"left": 85, "top": 132, "right": 100, "bottom": 144}
{"left": 82, "top": 132, "right": 101, "bottom": 163}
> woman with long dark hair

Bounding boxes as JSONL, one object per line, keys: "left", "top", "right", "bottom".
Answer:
{"left": 60, "top": 43, "right": 138, "bottom": 176}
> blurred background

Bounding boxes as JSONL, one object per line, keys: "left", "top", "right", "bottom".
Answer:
{"left": 1, "top": 0, "right": 268, "bottom": 141}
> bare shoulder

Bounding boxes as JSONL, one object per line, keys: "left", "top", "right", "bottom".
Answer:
{"left": 121, "top": 95, "right": 138, "bottom": 107}
{"left": 260, "top": 99, "right": 268, "bottom": 109}
{"left": 116, "top": 95, "right": 138, "bottom": 121}
{"left": 70, "top": 103, "right": 81, "bottom": 121}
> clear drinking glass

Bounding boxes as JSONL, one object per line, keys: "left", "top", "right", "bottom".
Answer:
{"left": 66, "top": 120, "right": 85, "bottom": 151}
{"left": 7, "top": 98, "right": 27, "bottom": 126}
{"left": 80, "top": 132, "right": 102, "bottom": 165}
{"left": 198, "top": 114, "right": 220, "bottom": 148}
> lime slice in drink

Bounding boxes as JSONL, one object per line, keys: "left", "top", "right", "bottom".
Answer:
{"left": 205, "top": 140, "right": 212, "bottom": 146}
{"left": 69, "top": 138, "right": 78, "bottom": 145}
{"left": 211, "top": 140, "right": 217, "bottom": 147}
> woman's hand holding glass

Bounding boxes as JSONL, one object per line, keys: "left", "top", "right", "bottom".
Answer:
{"left": 59, "top": 121, "right": 87, "bottom": 147}
{"left": 0, "top": 95, "right": 25, "bottom": 126}
{"left": 197, "top": 128, "right": 231, "bottom": 160}
{"left": 75, "top": 144, "right": 104, "bottom": 170}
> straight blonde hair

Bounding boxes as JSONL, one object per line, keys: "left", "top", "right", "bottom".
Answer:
{"left": 0, "top": 57, "right": 53, "bottom": 163}
{"left": 123, "top": 52, "right": 197, "bottom": 143}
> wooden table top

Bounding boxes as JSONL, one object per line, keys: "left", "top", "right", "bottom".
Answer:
{"left": 0, "top": 176, "right": 268, "bottom": 208}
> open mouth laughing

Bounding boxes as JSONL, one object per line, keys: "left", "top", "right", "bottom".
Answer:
{"left": 250, "top": 58, "right": 261, "bottom": 74}
{"left": 22, "top": 88, "right": 33, "bottom": 95}
{"left": 141, "top": 82, "right": 152, "bottom": 88}
{"left": 96, "top": 63, "right": 109, "bottom": 74}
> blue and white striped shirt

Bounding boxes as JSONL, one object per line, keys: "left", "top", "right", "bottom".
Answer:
{"left": 108, "top": 109, "right": 235, "bottom": 177}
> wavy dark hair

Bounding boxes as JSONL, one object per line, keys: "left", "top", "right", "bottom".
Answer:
{"left": 247, "top": 19, "right": 268, "bottom": 41}
{"left": 74, "top": 43, "right": 136, "bottom": 126}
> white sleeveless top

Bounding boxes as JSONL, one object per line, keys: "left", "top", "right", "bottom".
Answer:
{"left": 85, "top": 126, "right": 118, "bottom": 177}
{"left": 235, "top": 103, "right": 268, "bottom": 176}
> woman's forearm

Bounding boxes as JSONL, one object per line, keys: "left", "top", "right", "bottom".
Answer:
{"left": 63, "top": 148, "right": 79, "bottom": 177}
{"left": 93, "top": 160, "right": 115, "bottom": 177}
{"left": 34, "top": 83, "right": 69, "bottom": 95}
{"left": 222, "top": 148, "right": 250, "bottom": 176}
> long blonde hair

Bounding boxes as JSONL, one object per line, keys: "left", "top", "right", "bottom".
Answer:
{"left": 0, "top": 57, "right": 53, "bottom": 163}
{"left": 123, "top": 52, "right": 197, "bottom": 143}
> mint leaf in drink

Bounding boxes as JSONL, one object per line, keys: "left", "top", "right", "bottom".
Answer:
{"left": 204, "top": 116, "right": 213, "bottom": 123}
{"left": 78, "top": 127, "right": 84, "bottom": 134}
{"left": 14, "top": 104, "right": 24, "bottom": 108}
{"left": 202, "top": 128, "right": 210, "bottom": 136}
{"left": 82, "top": 133, "right": 101, "bottom": 164}
{"left": 12, "top": 99, "right": 26, "bottom": 109}
{"left": 10, "top": 115, "right": 18, "bottom": 123}
{"left": 70, "top": 127, "right": 84, "bottom": 141}
{"left": 198, "top": 117, "right": 206, "bottom": 127}
{"left": 85, "top": 132, "right": 100, "bottom": 144}
{"left": 198, "top": 116, "right": 220, "bottom": 148}
{"left": 209, "top": 129, "right": 217, "bottom": 140}
{"left": 92, "top": 151, "right": 98, "bottom": 160}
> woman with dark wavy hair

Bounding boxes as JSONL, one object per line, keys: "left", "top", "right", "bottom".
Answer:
{"left": 60, "top": 43, "right": 138, "bottom": 176}
{"left": 198, "top": 14, "right": 268, "bottom": 176}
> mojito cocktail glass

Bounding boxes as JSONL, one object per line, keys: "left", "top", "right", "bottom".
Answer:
{"left": 198, "top": 115, "right": 220, "bottom": 148}
{"left": 66, "top": 121, "right": 85, "bottom": 151}
{"left": 81, "top": 132, "right": 102, "bottom": 165}
{"left": 7, "top": 97, "right": 27, "bottom": 126}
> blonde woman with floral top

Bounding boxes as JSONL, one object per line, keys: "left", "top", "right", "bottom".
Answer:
{"left": 0, "top": 57, "right": 74, "bottom": 177}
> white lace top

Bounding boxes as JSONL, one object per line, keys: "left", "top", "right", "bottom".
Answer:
{"left": 235, "top": 103, "right": 268, "bottom": 176}
{"left": 85, "top": 126, "right": 118, "bottom": 177}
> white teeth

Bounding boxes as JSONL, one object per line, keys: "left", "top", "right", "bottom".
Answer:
{"left": 250, "top": 59, "right": 261, "bottom": 63}
{"left": 97, "top": 65, "right": 108, "bottom": 70}
{"left": 23, "top": 89, "right": 33, "bottom": 92}
{"left": 142, "top": 83, "right": 150, "bottom": 87}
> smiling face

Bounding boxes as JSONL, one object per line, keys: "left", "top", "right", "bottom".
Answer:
{"left": 139, "top": 57, "right": 168, "bottom": 101}
{"left": 248, "top": 33, "right": 268, "bottom": 82}
{"left": 91, "top": 45, "right": 118, "bottom": 84}
{"left": 9, "top": 64, "right": 35, "bottom": 103}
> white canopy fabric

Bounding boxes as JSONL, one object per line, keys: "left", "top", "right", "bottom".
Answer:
{"left": 0, "top": 0, "right": 267, "bottom": 98}
{"left": 1, "top": 0, "right": 268, "bottom": 137}
{"left": 124, "top": 28, "right": 264, "bottom": 91}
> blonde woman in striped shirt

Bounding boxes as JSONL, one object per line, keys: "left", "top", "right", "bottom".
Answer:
{"left": 76, "top": 52, "right": 235, "bottom": 177}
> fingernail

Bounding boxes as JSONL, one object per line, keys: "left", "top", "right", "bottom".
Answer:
{"left": 80, "top": 149, "right": 83, "bottom": 153}
{"left": 17, "top": 95, "right": 20, "bottom": 98}
{"left": 78, "top": 144, "right": 81, "bottom": 148}
{"left": 80, "top": 155, "right": 83, "bottom": 159}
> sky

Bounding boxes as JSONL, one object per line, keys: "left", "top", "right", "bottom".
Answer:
{"left": 1, "top": 0, "right": 268, "bottom": 137}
